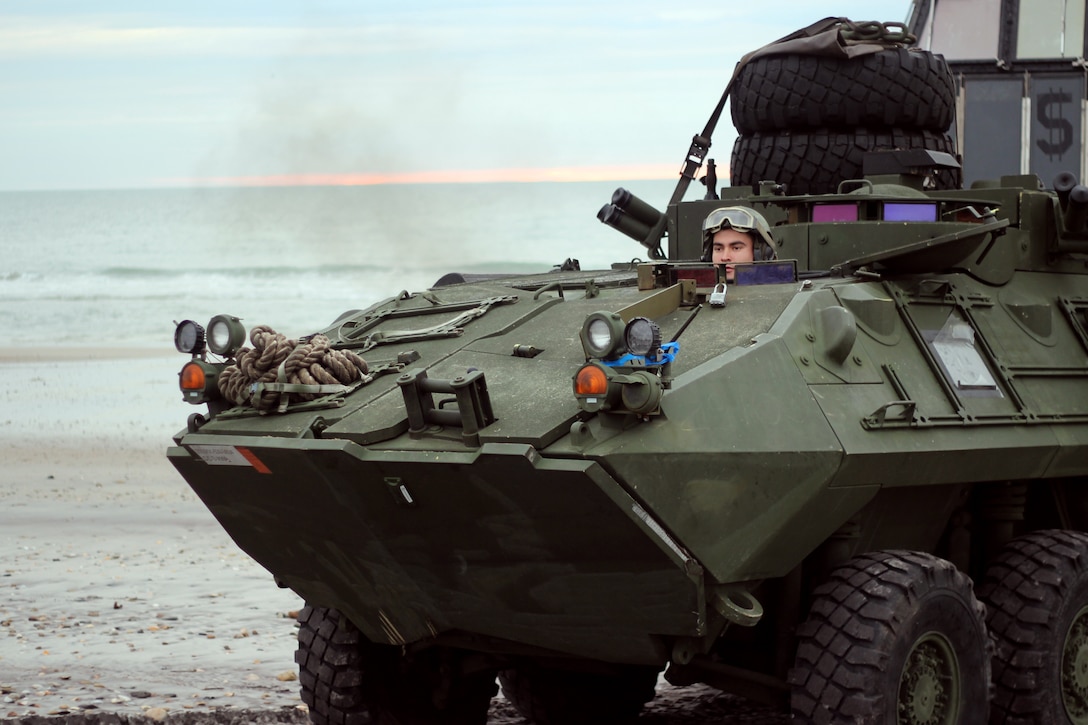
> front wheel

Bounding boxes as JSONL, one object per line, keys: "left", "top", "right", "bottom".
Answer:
{"left": 295, "top": 605, "right": 497, "bottom": 725}
{"left": 789, "top": 550, "right": 991, "bottom": 724}
{"left": 979, "top": 529, "right": 1088, "bottom": 725}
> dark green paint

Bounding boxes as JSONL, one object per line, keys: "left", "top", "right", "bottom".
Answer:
{"left": 171, "top": 162, "right": 1088, "bottom": 699}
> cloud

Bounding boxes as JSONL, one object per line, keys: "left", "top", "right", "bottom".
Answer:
{"left": 0, "top": 0, "right": 912, "bottom": 190}
{"left": 0, "top": 21, "right": 414, "bottom": 59}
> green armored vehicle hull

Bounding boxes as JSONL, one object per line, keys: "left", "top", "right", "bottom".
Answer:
{"left": 169, "top": 18, "right": 1088, "bottom": 725}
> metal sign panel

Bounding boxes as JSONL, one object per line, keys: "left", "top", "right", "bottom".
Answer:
{"left": 1029, "top": 75, "right": 1085, "bottom": 186}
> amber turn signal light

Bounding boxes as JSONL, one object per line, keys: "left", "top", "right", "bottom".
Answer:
{"left": 574, "top": 364, "right": 609, "bottom": 395}
{"left": 181, "top": 361, "right": 206, "bottom": 390}
{"left": 179, "top": 359, "right": 222, "bottom": 405}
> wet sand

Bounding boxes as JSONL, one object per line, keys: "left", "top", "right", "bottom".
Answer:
{"left": 0, "top": 348, "right": 785, "bottom": 724}
{"left": 1, "top": 348, "right": 303, "bottom": 722}
{"left": 0, "top": 441, "right": 309, "bottom": 722}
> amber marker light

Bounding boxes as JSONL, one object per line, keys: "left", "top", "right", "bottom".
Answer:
{"left": 181, "top": 361, "right": 205, "bottom": 391}
{"left": 179, "top": 359, "right": 222, "bottom": 405}
{"left": 573, "top": 362, "right": 617, "bottom": 413}
{"left": 575, "top": 364, "right": 609, "bottom": 395}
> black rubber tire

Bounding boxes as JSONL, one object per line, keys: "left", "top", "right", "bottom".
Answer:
{"left": 978, "top": 529, "right": 1088, "bottom": 725}
{"left": 498, "top": 661, "right": 659, "bottom": 725}
{"left": 730, "top": 128, "right": 961, "bottom": 195}
{"left": 296, "top": 606, "right": 374, "bottom": 725}
{"left": 789, "top": 550, "right": 991, "bottom": 724}
{"left": 731, "top": 49, "right": 955, "bottom": 134}
{"left": 296, "top": 605, "right": 496, "bottom": 725}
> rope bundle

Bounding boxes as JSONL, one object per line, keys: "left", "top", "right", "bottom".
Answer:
{"left": 219, "top": 325, "right": 369, "bottom": 412}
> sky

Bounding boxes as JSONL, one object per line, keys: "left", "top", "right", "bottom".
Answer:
{"left": 2, "top": 1, "right": 913, "bottom": 191}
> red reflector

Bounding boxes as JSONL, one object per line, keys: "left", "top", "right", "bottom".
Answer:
{"left": 675, "top": 268, "right": 718, "bottom": 286}
{"left": 236, "top": 447, "right": 272, "bottom": 474}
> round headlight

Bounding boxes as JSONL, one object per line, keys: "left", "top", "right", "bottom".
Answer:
{"left": 174, "top": 320, "right": 206, "bottom": 355}
{"left": 579, "top": 312, "right": 625, "bottom": 359}
{"left": 624, "top": 317, "right": 661, "bottom": 357}
{"left": 587, "top": 319, "right": 613, "bottom": 349}
{"left": 207, "top": 315, "right": 246, "bottom": 357}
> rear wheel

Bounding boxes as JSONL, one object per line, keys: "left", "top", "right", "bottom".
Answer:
{"left": 498, "top": 660, "right": 659, "bottom": 725}
{"left": 978, "top": 529, "right": 1088, "bottom": 725}
{"left": 789, "top": 550, "right": 991, "bottom": 724}
{"left": 296, "top": 605, "right": 497, "bottom": 725}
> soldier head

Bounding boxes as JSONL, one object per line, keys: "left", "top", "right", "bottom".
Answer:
{"left": 701, "top": 206, "right": 776, "bottom": 281}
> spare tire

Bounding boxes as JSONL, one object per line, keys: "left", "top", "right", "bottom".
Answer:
{"left": 730, "top": 49, "right": 955, "bottom": 134}
{"left": 729, "top": 128, "right": 961, "bottom": 195}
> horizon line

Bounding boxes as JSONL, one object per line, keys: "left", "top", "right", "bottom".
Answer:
{"left": 159, "top": 163, "right": 686, "bottom": 187}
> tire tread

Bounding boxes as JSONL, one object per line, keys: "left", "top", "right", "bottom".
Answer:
{"left": 978, "top": 529, "right": 1088, "bottom": 725}
{"left": 731, "top": 48, "right": 955, "bottom": 133}
{"left": 789, "top": 550, "right": 990, "bottom": 722}
{"left": 730, "top": 128, "right": 961, "bottom": 195}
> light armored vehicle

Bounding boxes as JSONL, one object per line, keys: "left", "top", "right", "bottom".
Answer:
{"left": 169, "top": 18, "right": 1088, "bottom": 725}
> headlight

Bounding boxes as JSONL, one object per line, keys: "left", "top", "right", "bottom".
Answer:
{"left": 174, "top": 320, "right": 206, "bottom": 355}
{"left": 579, "top": 311, "right": 626, "bottom": 359}
{"left": 207, "top": 315, "right": 246, "bottom": 357}
{"left": 623, "top": 317, "right": 661, "bottom": 357}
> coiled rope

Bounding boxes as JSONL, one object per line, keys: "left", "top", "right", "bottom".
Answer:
{"left": 218, "top": 325, "right": 369, "bottom": 413}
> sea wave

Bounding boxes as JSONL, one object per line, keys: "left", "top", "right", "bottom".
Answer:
{"left": 0, "top": 180, "right": 672, "bottom": 346}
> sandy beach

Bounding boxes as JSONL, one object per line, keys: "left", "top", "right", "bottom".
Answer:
{"left": 1, "top": 349, "right": 307, "bottom": 722}
{"left": 0, "top": 348, "right": 785, "bottom": 724}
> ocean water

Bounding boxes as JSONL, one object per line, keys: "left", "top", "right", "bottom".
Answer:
{"left": 1, "top": 180, "right": 679, "bottom": 349}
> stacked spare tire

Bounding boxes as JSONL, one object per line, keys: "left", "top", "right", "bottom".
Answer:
{"left": 729, "top": 24, "right": 961, "bottom": 194}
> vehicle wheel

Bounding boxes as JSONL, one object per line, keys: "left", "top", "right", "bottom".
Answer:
{"left": 978, "top": 529, "right": 1088, "bottom": 725}
{"left": 296, "top": 605, "right": 496, "bottom": 725}
{"left": 730, "top": 128, "right": 962, "bottom": 196}
{"left": 789, "top": 550, "right": 991, "bottom": 724}
{"left": 498, "top": 661, "right": 659, "bottom": 725}
{"left": 730, "top": 49, "right": 955, "bottom": 134}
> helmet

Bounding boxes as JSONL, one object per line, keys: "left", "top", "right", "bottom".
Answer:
{"left": 701, "top": 206, "right": 777, "bottom": 262}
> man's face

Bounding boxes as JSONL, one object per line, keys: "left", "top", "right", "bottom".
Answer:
{"left": 711, "top": 229, "right": 755, "bottom": 281}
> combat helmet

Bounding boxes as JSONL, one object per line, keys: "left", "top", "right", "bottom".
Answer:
{"left": 701, "top": 206, "right": 777, "bottom": 261}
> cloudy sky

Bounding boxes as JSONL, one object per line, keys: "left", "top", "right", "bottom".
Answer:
{"left": 3, "top": 1, "right": 912, "bottom": 191}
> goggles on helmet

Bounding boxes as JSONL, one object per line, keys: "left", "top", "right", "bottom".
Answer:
{"left": 702, "top": 206, "right": 762, "bottom": 235}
